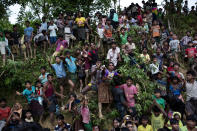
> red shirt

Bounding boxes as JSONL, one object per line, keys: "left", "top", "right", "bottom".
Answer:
{"left": 0, "top": 107, "right": 11, "bottom": 120}
{"left": 185, "top": 47, "right": 197, "bottom": 58}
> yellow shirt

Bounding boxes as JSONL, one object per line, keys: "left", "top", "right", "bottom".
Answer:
{"left": 138, "top": 125, "right": 153, "bottom": 131}
{"left": 151, "top": 113, "right": 164, "bottom": 131}
{"left": 167, "top": 120, "right": 183, "bottom": 130}
{"left": 75, "top": 17, "right": 86, "bottom": 27}
{"left": 140, "top": 54, "right": 150, "bottom": 63}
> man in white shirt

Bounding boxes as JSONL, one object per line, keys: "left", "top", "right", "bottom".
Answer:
{"left": 48, "top": 20, "right": 58, "bottom": 45}
{"left": 40, "top": 17, "right": 48, "bottom": 32}
{"left": 185, "top": 71, "right": 197, "bottom": 115}
{"left": 107, "top": 42, "right": 121, "bottom": 66}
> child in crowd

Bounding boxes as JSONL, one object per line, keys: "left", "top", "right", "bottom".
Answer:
{"left": 35, "top": 81, "right": 43, "bottom": 105}
{"left": 48, "top": 20, "right": 58, "bottom": 45}
{"left": 167, "top": 112, "right": 183, "bottom": 130}
{"left": 65, "top": 93, "right": 80, "bottom": 112}
{"left": 140, "top": 47, "right": 150, "bottom": 64}
{"left": 120, "top": 27, "right": 128, "bottom": 45}
{"left": 97, "top": 23, "right": 104, "bottom": 53}
{"left": 151, "top": 20, "right": 160, "bottom": 44}
{"left": 76, "top": 58, "right": 85, "bottom": 92}
{"left": 149, "top": 57, "right": 160, "bottom": 80}
{"left": 0, "top": 98, "right": 11, "bottom": 130}
{"left": 24, "top": 110, "right": 34, "bottom": 123}
{"left": 120, "top": 76, "right": 138, "bottom": 108}
{"left": 38, "top": 66, "right": 49, "bottom": 85}
{"left": 24, "top": 21, "right": 34, "bottom": 58}
{"left": 138, "top": 115, "right": 153, "bottom": 131}
{"left": 169, "top": 34, "right": 180, "bottom": 63}
{"left": 55, "top": 114, "right": 71, "bottom": 131}
{"left": 52, "top": 35, "right": 68, "bottom": 57}
{"left": 152, "top": 89, "right": 165, "bottom": 110}
{"left": 150, "top": 104, "right": 166, "bottom": 131}
{"left": 122, "top": 35, "right": 136, "bottom": 52}
{"left": 180, "top": 115, "right": 197, "bottom": 131}
{"left": 81, "top": 97, "right": 92, "bottom": 131}
{"left": 185, "top": 41, "right": 197, "bottom": 66}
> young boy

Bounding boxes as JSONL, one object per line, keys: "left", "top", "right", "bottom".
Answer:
{"left": 169, "top": 118, "right": 180, "bottom": 131}
{"left": 169, "top": 34, "right": 180, "bottom": 63}
{"left": 120, "top": 76, "right": 138, "bottom": 108}
{"left": 149, "top": 57, "right": 160, "bottom": 80}
{"left": 52, "top": 35, "right": 68, "bottom": 57}
{"left": 55, "top": 114, "right": 71, "bottom": 131}
{"left": 152, "top": 89, "right": 165, "bottom": 110}
{"left": 48, "top": 20, "right": 58, "bottom": 45}
{"left": 38, "top": 66, "right": 49, "bottom": 85}
{"left": 185, "top": 41, "right": 197, "bottom": 66}
{"left": 24, "top": 21, "right": 34, "bottom": 58}
{"left": 16, "top": 81, "right": 38, "bottom": 104}
{"left": 180, "top": 115, "right": 197, "bottom": 131}
{"left": 43, "top": 74, "right": 63, "bottom": 124}
{"left": 48, "top": 56, "right": 74, "bottom": 98}
{"left": 150, "top": 100, "right": 167, "bottom": 131}
{"left": 35, "top": 81, "right": 43, "bottom": 105}
{"left": 64, "top": 51, "right": 77, "bottom": 82}
{"left": 138, "top": 115, "right": 153, "bottom": 131}
{"left": 151, "top": 20, "right": 160, "bottom": 44}
{"left": 120, "top": 27, "right": 128, "bottom": 45}
{"left": 0, "top": 98, "right": 11, "bottom": 130}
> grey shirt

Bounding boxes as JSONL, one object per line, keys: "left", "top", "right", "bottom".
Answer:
{"left": 186, "top": 80, "right": 197, "bottom": 101}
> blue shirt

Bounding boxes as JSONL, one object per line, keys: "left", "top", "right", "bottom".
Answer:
{"left": 169, "top": 84, "right": 182, "bottom": 96}
{"left": 22, "top": 86, "right": 38, "bottom": 103}
{"left": 39, "top": 72, "right": 49, "bottom": 85}
{"left": 24, "top": 27, "right": 34, "bottom": 37}
{"left": 65, "top": 56, "right": 77, "bottom": 73}
{"left": 52, "top": 61, "right": 66, "bottom": 78}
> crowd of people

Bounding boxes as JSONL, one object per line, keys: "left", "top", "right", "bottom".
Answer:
{"left": 0, "top": 0, "right": 197, "bottom": 131}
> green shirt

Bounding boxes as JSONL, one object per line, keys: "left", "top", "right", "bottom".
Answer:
{"left": 120, "top": 32, "right": 128, "bottom": 45}
{"left": 180, "top": 126, "right": 197, "bottom": 131}
{"left": 152, "top": 95, "right": 165, "bottom": 109}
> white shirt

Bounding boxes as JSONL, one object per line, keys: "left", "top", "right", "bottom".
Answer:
{"left": 97, "top": 28, "right": 104, "bottom": 39}
{"left": 48, "top": 24, "right": 58, "bottom": 37}
{"left": 125, "top": 42, "right": 136, "bottom": 50}
{"left": 40, "top": 22, "right": 48, "bottom": 32}
{"left": 107, "top": 47, "right": 120, "bottom": 66}
{"left": 149, "top": 63, "right": 160, "bottom": 75}
{"left": 186, "top": 80, "right": 197, "bottom": 101}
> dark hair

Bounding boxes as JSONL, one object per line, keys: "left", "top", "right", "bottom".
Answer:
{"left": 171, "top": 76, "right": 180, "bottom": 83}
{"left": 170, "top": 118, "right": 179, "bottom": 125}
{"left": 40, "top": 66, "right": 46, "bottom": 70}
{"left": 35, "top": 80, "right": 41, "bottom": 85}
{"left": 113, "top": 75, "right": 122, "bottom": 86}
{"left": 152, "top": 106, "right": 160, "bottom": 113}
{"left": 0, "top": 98, "right": 7, "bottom": 103}
{"left": 127, "top": 35, "right": 132, "bottom": 39}
{"left": 25, "top": 81, "right": 31, "bottom": 85}
{"left": 126, "top": 76, "right": 133, "bottom": 81}
{"left": 154, "top": 88, "right": 161, "bottom": 94}
{"left": 55, "top": 56, "right": 61, "bottom": 59}
{"left": 186, "top": 70, "right": 196, "bottom": 77}
{"left": 25, "top": 21, "right": 30, "bottom": 24}
{"left": 47, "top": 74, "right": 53, "bottom": 78}
{"left": 141, "top": 115, "right": 149, "bottom": 121}
{"left": 125, "top": 121, "right": 132, "bottom": 125}
{"left": 56, "top": 114, "right": 64, "bottom": 120}
{"left": 109, "top": 62, "right": 114, "bottom": 66}
{"left": 65, "top": 51, "right": 70, "bottom": 55}
{"left": 113, "top": 117, "right": 121, "bottom": 123}
{"left": 13, "top": 25, "right": 17, "bottom": 28}
{"left": 69, "top": 93, "right": 77, "bottom": 99}
{"left": 186, "top": 115, "right": 196, "bottom": 122}
{"left": 13, "top": 112, "right": 20, "bottom": 117}
{"left": 58, "top": 34, "right": 64, "bottom": 38}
